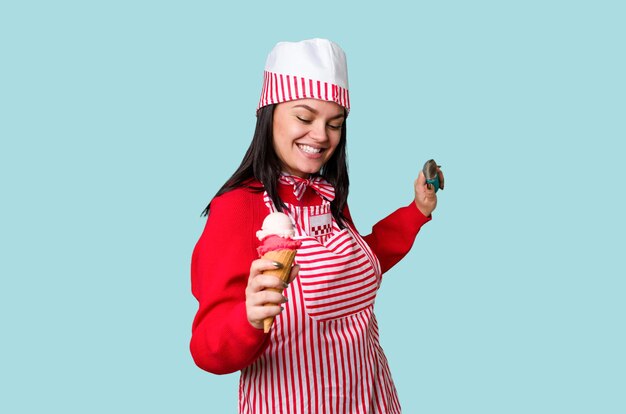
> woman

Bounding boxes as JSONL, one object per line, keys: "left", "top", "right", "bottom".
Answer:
{"left": 190, "top": 38, "right": 443, "bottom": 413}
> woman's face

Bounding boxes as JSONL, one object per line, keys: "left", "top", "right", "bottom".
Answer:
{"left": 272, "top": 99, "right": 345, "bottom": 178}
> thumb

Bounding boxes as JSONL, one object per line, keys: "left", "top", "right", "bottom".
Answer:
{"left": 415, "top": 170, "right": 426, "bottom": 189}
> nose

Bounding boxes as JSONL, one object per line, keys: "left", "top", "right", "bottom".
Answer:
{"left": 308, "top": 120, "right": 329, "bottom": 143}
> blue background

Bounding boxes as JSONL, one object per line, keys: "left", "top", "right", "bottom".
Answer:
{"left": 1, "top": 1, "right": 624, "bottom": 412}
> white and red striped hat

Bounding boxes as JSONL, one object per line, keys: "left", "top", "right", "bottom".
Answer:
{"left": 257, "top": 38, "right": 350, "bottom": 112}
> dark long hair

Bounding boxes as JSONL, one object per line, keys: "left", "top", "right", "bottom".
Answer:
{"left": 202, "top": 104, "right": 350, "bottom": 227}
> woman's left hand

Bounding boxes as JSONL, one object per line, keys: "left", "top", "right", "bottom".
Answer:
{"left": 414, "top": 166, "right": 444, "bottom": 217}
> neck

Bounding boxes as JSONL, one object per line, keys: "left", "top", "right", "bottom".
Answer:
{"left": 282, "top": 171, "right": 314, "bottom": 179}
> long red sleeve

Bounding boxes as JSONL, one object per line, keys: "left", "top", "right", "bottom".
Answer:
{"left": 190, "top": 188, "right": 269, "bottom": 374}
{"left": 348, "top": 202, "right": 431, "bottom": 274}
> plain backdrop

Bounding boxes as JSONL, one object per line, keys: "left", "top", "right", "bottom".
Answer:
{"left": 1, "top": 1, "right": 624, "bottom": 413}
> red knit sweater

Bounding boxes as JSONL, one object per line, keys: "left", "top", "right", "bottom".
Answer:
{"left": 190, "top": 181, "right": 431, "bottom": 374}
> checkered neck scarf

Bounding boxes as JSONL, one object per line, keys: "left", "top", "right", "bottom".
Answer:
{"left": 278, "top": 174, "right": 335, "bottom": 202}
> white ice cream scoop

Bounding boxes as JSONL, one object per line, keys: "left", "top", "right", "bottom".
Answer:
{"left": 256, "top": 212, "right": 295, "bottom": 240}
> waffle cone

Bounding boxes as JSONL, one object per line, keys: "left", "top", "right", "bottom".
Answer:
{"left": 260, "top": 249, "right": 297, "bottom": 333}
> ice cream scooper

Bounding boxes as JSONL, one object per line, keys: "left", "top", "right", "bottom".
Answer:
{"left": 423, "top": 159, "right": 443, "bottom": 193}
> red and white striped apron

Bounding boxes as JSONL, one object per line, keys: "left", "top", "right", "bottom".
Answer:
{"left": 239, "top": 193, "right": 401, "bottom": 413}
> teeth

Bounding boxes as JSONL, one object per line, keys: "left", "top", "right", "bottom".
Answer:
{"left": 298, "top": 144, "right": 322, "bottom": 154}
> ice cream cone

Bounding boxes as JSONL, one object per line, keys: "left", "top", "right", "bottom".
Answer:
{"left": 256, "top": 212, "right": 301, "bottom": 333}
{"left": 261, "top": 249, "right": 297, "bottom": 333}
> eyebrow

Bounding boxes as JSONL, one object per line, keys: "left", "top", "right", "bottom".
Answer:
{"left": 292, "top": 104, "right": 345, "bottom": 120}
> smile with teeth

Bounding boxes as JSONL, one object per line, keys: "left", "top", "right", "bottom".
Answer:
{"left": 297, "top": 144, "right": 323, "bottom": 154}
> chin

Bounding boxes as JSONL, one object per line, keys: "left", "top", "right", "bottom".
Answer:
{"left": 300, "top": 164, "right": 323, "bottom": 176}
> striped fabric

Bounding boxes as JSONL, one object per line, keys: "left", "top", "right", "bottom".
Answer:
{"left": 257, "top": 71, "right": 350, "bottom": 111}
{"left": 239, "top": 193, "right": 399, "bottom": 413}
{"left": 278, "top": 174, "right": 336, "bottom": 202}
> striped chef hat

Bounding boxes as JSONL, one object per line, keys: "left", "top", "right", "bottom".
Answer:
{"left": 257, "top": 38, "right": 350, "bottom": 112}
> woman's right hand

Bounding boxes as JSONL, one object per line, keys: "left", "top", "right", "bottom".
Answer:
{"left": 245, "top": 259, "right": 299, "bottom": 330}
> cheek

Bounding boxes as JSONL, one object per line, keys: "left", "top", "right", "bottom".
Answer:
{"left": 323, "top": 136, "right": 341, "bottom": 161}
{"left": 274, "top": 122, "right": 303, "bottom": 146}
{"left": 272, "top": 124, "right": 290, "bottom": 153}
{"left": 330, "top": 134, "right": 342, "bottom": 151}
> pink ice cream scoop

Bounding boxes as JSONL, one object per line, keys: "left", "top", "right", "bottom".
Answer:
{"left": 256, "top": 212, "right": 302, "bottom": 255}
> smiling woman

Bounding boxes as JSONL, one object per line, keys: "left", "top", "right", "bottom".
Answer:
{"left": 272, "top": 100, "right": 345, "bottom": 178}
{"left": 190, "top": 38, "right": 444, "bottom": 413}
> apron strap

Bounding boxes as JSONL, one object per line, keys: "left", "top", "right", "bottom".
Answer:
{"left": 262, "top": 192, "right": 278, "bottom": 213}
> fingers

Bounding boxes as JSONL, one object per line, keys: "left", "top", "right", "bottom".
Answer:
{"left": 414, "top": 169, "right": 438, "bottom": 217}
{"left": 246, "top": 300, "right": 285, "bottom": 330}
{"left": 416, "top": 170, "right": 426, "bottom": 187}
{"left": 249, "top": 258, "right": 284, "bottom": 279}
{"left": 247, "top": 286, "right": 287, "bottom": 307}
{"left": 416, "top": 165, "right": 445, "bottom": 193}
{"left": 247, "top": 259, "right": 289, "bottom": 306}
{"left": 246, "top": 259, "right": 298, "bottom": 330}
{"left": 248, "top": 259, "right": 293, "bottom": 288}
{"left": 245, "top": 280, "right": 286, "bottom": 330}
{"left": 415, "top": 173, "right": 435, "bottom": 196}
